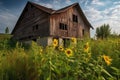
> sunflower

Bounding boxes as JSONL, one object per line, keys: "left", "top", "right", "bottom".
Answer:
{"left": 103, "top": 55, "right": 112, "bottom": 66}
{"left": 53, "top": 39, "right": 58, "bottom": 47}
{"left": 40, "top": 49, "right": 43, "bottom": 53}
{"left": 65, "top": 48, "right": 73, "bottom": 57}
{"left": 58, "top": 46, "right": 64, "bottom": 51}
{"left": 71, "top": 37, "right": 77, "bottom": 44}
{"left": 84, "top": 42, "right": 89, "bottom": 53}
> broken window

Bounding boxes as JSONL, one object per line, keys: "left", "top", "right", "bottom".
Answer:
{"left": 73, "top": 14, "right": 78, "bottom": 22}
{"left": 82, "top": 29, "right": 84, "bottom": 36}
{"left": 33, "top": 24, "right": 39, "bottom": 31}
{"left": 36, "top": 25, "right": 38, "bottom": 30}
{"left": 59, "top": 23, "right": 67, "bottom": 30}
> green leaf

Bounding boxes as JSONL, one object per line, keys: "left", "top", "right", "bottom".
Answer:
{"left": 111, "top": 67, "right": 119, "bottom": 71}
{"left": 102, "top": 68, "right": 113, "bottom": 78}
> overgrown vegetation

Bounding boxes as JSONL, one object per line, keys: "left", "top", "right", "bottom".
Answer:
{"left": 0, "top": 35, "right": 120, "bottom": 80}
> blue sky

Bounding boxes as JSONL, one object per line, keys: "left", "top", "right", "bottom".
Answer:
{"left": 0, "top": 0, "right": 120, "bottom": 37}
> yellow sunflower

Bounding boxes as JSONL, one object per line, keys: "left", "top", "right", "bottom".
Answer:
{"left": 103, "top": 55, "right": 112, "bottom": 66}
{"left": 71, "top": 37, "right": 77, "bottom": 44}
{"left": 58, "top": 46, "right": 64, "bottom": 51}
{"left": 84, "top": 42, "right": 89, "bottom": 53}
{"left": 65, "top": 48, "right": 73, "bottom": 57}
{"left": 53, "top": 39, "right": 58, "bottom": 47}
{"left": 40, "top": 49, "right": 43, "bottom": 53}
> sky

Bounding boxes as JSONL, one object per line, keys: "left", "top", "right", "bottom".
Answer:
{"left": 0, "top": 0, "right": 120, "bottom": 37}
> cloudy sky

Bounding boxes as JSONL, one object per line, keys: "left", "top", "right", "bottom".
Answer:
{"left": 0, "top": 0, "right": 120, "bottom": 37}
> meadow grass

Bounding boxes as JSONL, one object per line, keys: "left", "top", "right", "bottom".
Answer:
{"left": 0, "top": 37, "right": 120, "bottom": 80}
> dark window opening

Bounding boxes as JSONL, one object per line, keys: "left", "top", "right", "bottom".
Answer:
{"left": 73, "top": 14, "right": 78, "bottom": 22}
{"left": 59, "top": 23, "right": 67, "bottom": 30}
{"left": 82, "top": 29, "right": 84, "bottom": 36}
{"left": 32, "top": 39, "right": 36, "bottom": 42}
{"left": 36, "top": 25, "right": 38, "bottom": 30}
{"left": 31, "top": 5, "right": 33, "bottom": 8}
{"left": 29, "top": 36, "right": 31, "bottom": 39}
{"left": 63, "top": 38, "right": 70, "bottom": 47}
{"left": 33, "top": 24, "right": 39, "bottom": 31}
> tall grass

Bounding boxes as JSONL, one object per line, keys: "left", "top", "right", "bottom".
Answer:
{"left": 0, "top": 37, "right": 120, "bottom": 80}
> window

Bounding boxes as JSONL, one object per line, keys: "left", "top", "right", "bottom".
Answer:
{"left": 73, "top": 14, "right": 78, "bottom": 22}
{"left": 30, "top": 5, "right": 33, "bottom": 8}
{"left": 33, "top": 24, "right": 39, "bottom": 31}
{"left": 82, "top": 29, "right": 84, "bottom": 36}
{"left": 59, "top": 23, "right": 67, "bottom": 30}
{"left": 36, "top": 25, "right": 38, "bottom": 30}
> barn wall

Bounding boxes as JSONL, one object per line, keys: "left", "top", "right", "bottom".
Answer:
{"left": 50, "top": 6, "right": 90, "bottom": 38}
{"left": 13, "top": 3, "right": 50, "bottom": 40}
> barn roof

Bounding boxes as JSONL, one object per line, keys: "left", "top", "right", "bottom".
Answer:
{"left": 12, "top": 1, "right": 93, "bottom": 34}
{"left": 29, "top": 1, "right": 55, "bottom": 14}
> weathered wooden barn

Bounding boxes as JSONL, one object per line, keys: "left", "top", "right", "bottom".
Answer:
{"left": 11, "top": 1, "right": 93, "bottom": 46}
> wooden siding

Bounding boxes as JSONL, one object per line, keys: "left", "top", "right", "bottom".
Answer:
{"left": 12, "top": 2, "right": 92, "bottom": 42}
{"left": 13, "top": 4, "right": 50, "bottom": 40}
{"left": 50, "top": 6, "right": 90, "bottom": 38}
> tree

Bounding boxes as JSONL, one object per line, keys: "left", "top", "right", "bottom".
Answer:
{"left": 5, "top": 27, "right": 9, "bottom": 34}
{"left": 96, "top": 24, "right": 111, "bottom": 39}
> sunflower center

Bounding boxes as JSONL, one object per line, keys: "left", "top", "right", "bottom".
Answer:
{"left": 84, "top": 45, "right": 88, "bottom": 49}
{"left": 67, "top": 51, "right": 71, "bottom": 54}
{"left": 105, "top": 57, "right": 109, "bottom": 61}
{"left": 54, "top": 42, "right": 56, "bottom": 44}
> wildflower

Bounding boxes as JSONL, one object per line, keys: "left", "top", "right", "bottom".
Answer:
{"left": 84, "top": 42, "right": 89, "bottom": 53}
{"left": 71, "top": 37, "right": 77, "bottom": 44}
{"left": 40, "top": 49, "right": 43, "bottom": 53}
{"left": 88, "top": 52, "right": 91, "bottom": 58}
{"left": 58, "top": 46, "right": 64, "bottom": 51}
{"left": 53, "top": 39, "right": 58, "bottom": 47}
{"left": 103, "top": 55, "right": 112, "bottom": 66}
{"left": 65, "top": 48, "right": 73, "bottom": 57}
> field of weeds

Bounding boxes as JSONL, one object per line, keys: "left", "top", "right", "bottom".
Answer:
{"left": 0, "top": 36, "right": 120, "bottom": 80}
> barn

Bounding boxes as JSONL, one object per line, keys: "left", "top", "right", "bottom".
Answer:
{"left": 11, "top": 1, "right": 93, "bottom": 46}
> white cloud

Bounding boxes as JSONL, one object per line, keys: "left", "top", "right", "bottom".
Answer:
{"left": 65, "top": 0, "right": 72, "bottom": 5}
{"left": 84, "top": 7, "right": 103, "bottom": 22}
{"left": 113, "top": 1, "right": 120, "bottom": 5}
{"left": 83, "top": 0, "right": 120, "bottom": 36}
{"left": 84, "top": 0, "right": 89, "bottom": 6}
{"left": 37, "top": 0, "right": 62, "bottom": 9}
{"left": 37, "top": 2, "right": 53, "bottom": 8}
{"left": 91, "top": 0, "right": 104, "bottom": 6}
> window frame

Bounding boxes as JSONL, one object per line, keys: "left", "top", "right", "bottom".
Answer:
{"left": 33, "top": 24, "right": 39, "bottom": 31}
{"left": 59, "top": 23, "right": 68, "bottom": 30}
{"left": 82, "top": 29, "right": 84, "bottom": 36}
{"left": 73, "top": 14, "right": 78, "bottom": 22}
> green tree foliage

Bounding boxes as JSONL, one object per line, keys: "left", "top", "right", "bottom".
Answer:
{"left": 5, "top": 27, "right": 9, "bottom": 34}
{"left": 96, "top": 24, "right": 111, "bottom": 39}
